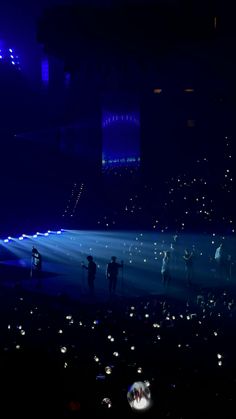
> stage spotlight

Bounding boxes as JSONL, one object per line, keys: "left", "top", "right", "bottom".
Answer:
{"left": 4, "top": 239, "right": 9, "bottom": 243}
{"left": 8, "top": 236, "right": 12, "bottom": 240}
{"left": 44, "top": 233, "right": 49, "bottom": 236}
{"left": 33, "top": 234, "right": 37, "bottom": 238}
{"left": 57, "top": 230, "right": 62, "bottom": 234}
{"left": 18, "top": 236, "right": 24, "bottom": 240}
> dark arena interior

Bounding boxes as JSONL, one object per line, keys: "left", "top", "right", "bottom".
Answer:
{"left": 0, "top": 1, "right": 236, "bottom": 418}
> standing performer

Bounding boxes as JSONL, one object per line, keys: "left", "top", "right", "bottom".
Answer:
{"left": 30, "top": 246, "right": 42, "bottom": 278}
{"left": 82, "top": 255, "right": 97, "bottom": 295}
{"left": 183, "top": 249, "right": 194, "bottom": 286}
{"left": 214, "top": 243, "right": 226, "bottom": 281}
{"left": 161, "top": 251, "right": 171, "bottom": 287}
{"left": 106, "top": 256, "right": 123, "bottom": 295}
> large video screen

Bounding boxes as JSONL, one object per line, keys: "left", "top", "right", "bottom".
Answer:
{"left": 102, "top": 110, "right": 140, "bottom": 170}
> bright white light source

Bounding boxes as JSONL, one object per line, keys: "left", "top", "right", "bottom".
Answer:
{"left": 105, "top": 366, "right": 112, "bottom": 375}
{"left": 127, "top": 381, "right": 152, "bottom": 411}
{"left": 101, "top": 398, "right": 112, "bottom": 408}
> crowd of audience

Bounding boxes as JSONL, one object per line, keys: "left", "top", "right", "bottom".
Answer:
{"left": 0, "top": 276, "right": 235, "bottom": 418}
{"left": 0, "top": 133, "right": 235, "bottom": 417}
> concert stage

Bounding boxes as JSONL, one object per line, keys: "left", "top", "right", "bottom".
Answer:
{"left": 0, "top": 230, "right": 235, "bottom": 302}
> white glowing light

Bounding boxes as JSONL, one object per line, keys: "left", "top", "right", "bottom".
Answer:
{"left": 102, "top": 398, "right": 112, "bottom": 408}
{"left": 133, "top": 397, "right": 149, "bottom": 410}
{"left": 105, "top": 366, "right": 112, "bottom": 374}
{"left": 127, "top": 381, "right": 151, "bottom": 411}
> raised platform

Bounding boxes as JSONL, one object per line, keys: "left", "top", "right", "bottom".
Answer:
{"left": 1, "top": 230, "right": 235, "bottom": 302}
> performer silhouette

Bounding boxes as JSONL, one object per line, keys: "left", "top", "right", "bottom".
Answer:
{"left": 106, "top": 256, "right": 123, "bottom": 295}
{"left": 161, "top": 251, "right": 171, "bottom": 287}
{"left": 82, "top": 255, "right": 97, "bottom": 295}
{"left": 183, "top": 249, "right": 194, "bottom": 286}
{"left": 30, "top": 246, "right": 42, "bottom": 278}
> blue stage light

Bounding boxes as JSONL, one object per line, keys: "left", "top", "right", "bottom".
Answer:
{"left": 1, "top": 228, "right": 64, "bottom": 242}
{"left": 41, "top": 58, "right": 49, "bottom": 83}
